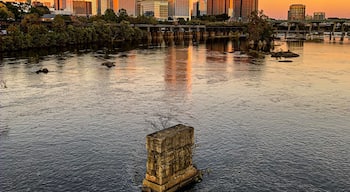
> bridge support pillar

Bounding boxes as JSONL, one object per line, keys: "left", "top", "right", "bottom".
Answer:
{"left": 341, "top": 23, "right": 345, "bottom": 41}
{"left": 142, "top": 124, "right": 201, "bottom": 192}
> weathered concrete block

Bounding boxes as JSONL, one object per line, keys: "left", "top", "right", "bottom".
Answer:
{"left": 143, "top": 124, "right": 201, "bottom": 192}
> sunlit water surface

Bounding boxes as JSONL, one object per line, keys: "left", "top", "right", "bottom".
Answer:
{"left": 1, "top": 39, "right": 350, "bottom": 191}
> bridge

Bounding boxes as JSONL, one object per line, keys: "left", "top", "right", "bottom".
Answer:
{"left": 131, "top": 24, "right": 244, "bottom": 33}
{"left": 270, "top": 19, "right": 350, "bottom": 41}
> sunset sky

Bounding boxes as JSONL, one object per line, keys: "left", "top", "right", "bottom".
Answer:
{"left": 259, "top": 0, "right": 350, "bottom": 19}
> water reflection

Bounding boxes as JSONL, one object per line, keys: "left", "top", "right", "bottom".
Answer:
{"left": 206, "top": 39, "right": 234, "bottom": 53}
{"left": 164, "top": 45, "right": 192, "bottom": 98}
{"left": 287, "top": 41, "right": 304, "bottom": 52}
{"left": 0, "top": 125, "right": 9, "bottom": 139}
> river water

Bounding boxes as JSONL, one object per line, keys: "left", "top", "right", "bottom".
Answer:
{"left": 1, "top": 39, "right": 350, "bottom": 191}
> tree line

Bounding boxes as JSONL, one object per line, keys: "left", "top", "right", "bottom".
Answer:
{"left": 1, "top": 0, "right": 274, "bottom": 53}
{"left": 1, "top": 13, "right": 148, "bottom": 52}
{"left": 0, "top": 3, "right": 152, "bottom": 51}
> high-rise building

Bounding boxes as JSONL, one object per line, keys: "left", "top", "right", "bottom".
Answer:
{"left": 118, "top": 0, "right": 136, "bottom": 16}
{"left": 139, "top": 0, "right": 168, "bottom": 20}
{"left": 207, "top": 0, "right": 232, "bottom": 16}
{"left": 54, "top": 0, "right": 65, "bottom": 10}
{"left": 168, "top": 0, "right": 192, "bottom": 20}
{"left": 288, "top": 4, "right": 305, "bottom": 21}
{"left": 192, "top": 0, "right": 206, "bottom": 17}
{"left": 73, "top": 0, "right": 92, "bottom": 15}
{"left": 54, "top": 0, "right": 73, "bottom": 11}
{"left": 313, "top": 12, "right": 325, "bottom": 20}
{"left": 233, "top": 0, "right": 258, "bottom": 21}
{"left": 112, "top": 0, "right": 118, "bottom": 12}
{"left": 192, "top": 1, "right": 199, "bottom": 17}
{"left": 90, "top": 0, "right": 98, "bottom": 15}
{"left": 98, "top": 0, "right": 113, "bottom": 15}
{"left": 198, "top": 0, "right": 206, "bottom": 15}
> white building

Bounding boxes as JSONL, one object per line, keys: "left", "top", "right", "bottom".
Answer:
{"left": 169, "top": 0, "right": 192, "bottom": 20}
{"left": 139, "top": 0, "right": 168, "bottom": 20}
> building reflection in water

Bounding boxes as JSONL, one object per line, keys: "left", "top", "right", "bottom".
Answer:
{"left": 206, "top": 39, "right": 234, "bottom": 53}
{"left": 164, "top": 45, "right": 192, "bottom": 99}
{"left": 286, "top": 40, "right": 304, "bottom": 52}
{"left": 205, "top": 39, "right": 231, "bottom": 64}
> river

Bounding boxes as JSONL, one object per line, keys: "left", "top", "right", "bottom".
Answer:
{"left": 1, "top": 39, "right": 350, "bottom": 191}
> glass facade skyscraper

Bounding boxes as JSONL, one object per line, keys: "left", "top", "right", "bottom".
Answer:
{"left": 288, "top": 4, "right": 305, "bottom": 21}
{"left": 233, "top": 0, "right": 258, "bottom": 21}
{"left": 207, "top": 0, "right": 233, "bottom": 16}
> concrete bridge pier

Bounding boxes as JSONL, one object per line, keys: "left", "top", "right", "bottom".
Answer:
{"left": 184, "top": 30, "right": 193, "bottom": 40}
{"left": 340, "top": 23, "right": 345, "bottom": 41}
{"left": 332, "top": 23, "right": 337, "bottom": 41}
{"left": 308, "top": 25, "right": 312, "bottom": 40}
{"left": 142, "top": 124, "right": 201, "bottom": 192}
{"left": 147, "top": 32, "right": 152, "bottom": 43}
{"left": 202, "top": 31, "right": 209, "bottom": 41}
{"left": 286, "top": 23, "right": 291, "bottom": 39}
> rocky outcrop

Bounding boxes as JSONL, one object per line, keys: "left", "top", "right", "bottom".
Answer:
{"left": 271, "top": 51, "right": 299, "bottom": 58}
{"left": 36, "top": 68, "right": 49, "bottom": 74}
{"left": 101, "top": 61, "right": 115, "bottom": 68}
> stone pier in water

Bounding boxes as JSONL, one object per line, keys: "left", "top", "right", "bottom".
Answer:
{"left": 142, "top": 124, "right": 201, "bottom": 192}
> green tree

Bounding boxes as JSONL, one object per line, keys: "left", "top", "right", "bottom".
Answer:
{"left": 129, "top": 15, "right": 157, "bottom": 24}
{"left": 52, "top": 15, "right": 66, "bottom": 32}
{"left": 27, "top": 24, "right": 49, "bottom": 47}
{"left": 51, "top": 15, "right": 69, "bottom": 47}
{"left": 215, "top": 14, "right": 229, "bottom": 22}
{"left": 118, "top": 20, "right": 134, "bottom": 41}
{"left": 247, "top": 10, "right": 273, "bottom": 51}
{"left": 21, "top": 13, "right": 40, "bottom": 32}
{"left": 104, "top": 9, "right": 117, "bottom": 22}
{"left": 92, "top": 20, "right": 112, "bottom": 42}
{"left": 7, "top": 24, "right": 24, "bottom": 49}
{"left": 4, "top": 2, "right": 21, "bottom": 20}
{"left": 117, "top": 8, "right": 128, "bottom": 23}
{"left": 30, "top": 6, "right": 50, "bottom": 16}
{"left": 0, "top": 3, "right": 14, "bottom": 20}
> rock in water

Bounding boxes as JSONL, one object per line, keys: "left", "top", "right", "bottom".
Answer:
{"left": 101, "top": 62, "right": 115, "bottom": 68}
{"left": 271, "top": 51, "right": 299, "bottom": 58}
{"left": 279, "top": 60, "right": 293, "bottom": 63}
{"left": 36, "top": 68, "right": 49, "bottom": 74}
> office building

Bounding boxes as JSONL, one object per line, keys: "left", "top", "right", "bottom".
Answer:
{"left": 139, "top": 0, "right": 168, "bottom": 20}
{"left": 54, "top": 0, "right": 73, "bottom": 11}
{"left": 118, "top": 0, "right": 136, "bottom": 16}
{"left": 73, "top": 0, "right": 92, "bottom": 16}
{"left": 288, "top": 4, "right": 305, "bottom": 20}
{"left": 314, "top": 12, "right": 325, "bottom": 20}
{"left": 198, "top": 0, "right": 206, "bottom": 15}
{"left": 168, "top": 0, "right": 192, "bottom": 20}
{"left": 233, "top": 0, "right": 258, "bottom": 21}
{"left": 207, "top": 0, "right": 233, "bottom": 16}
{"left": 97, "top": 0, "right": 113, "bottom": 15}
{"left": 54, "top": 0, "right": 65, "bottom": 10}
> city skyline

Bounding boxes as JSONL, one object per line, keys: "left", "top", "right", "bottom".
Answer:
{"left": 4, "top": 0, "right": 350, "bottom": 20}
{"left": 259, "top": 0, "right": 350, "bottom": 19}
